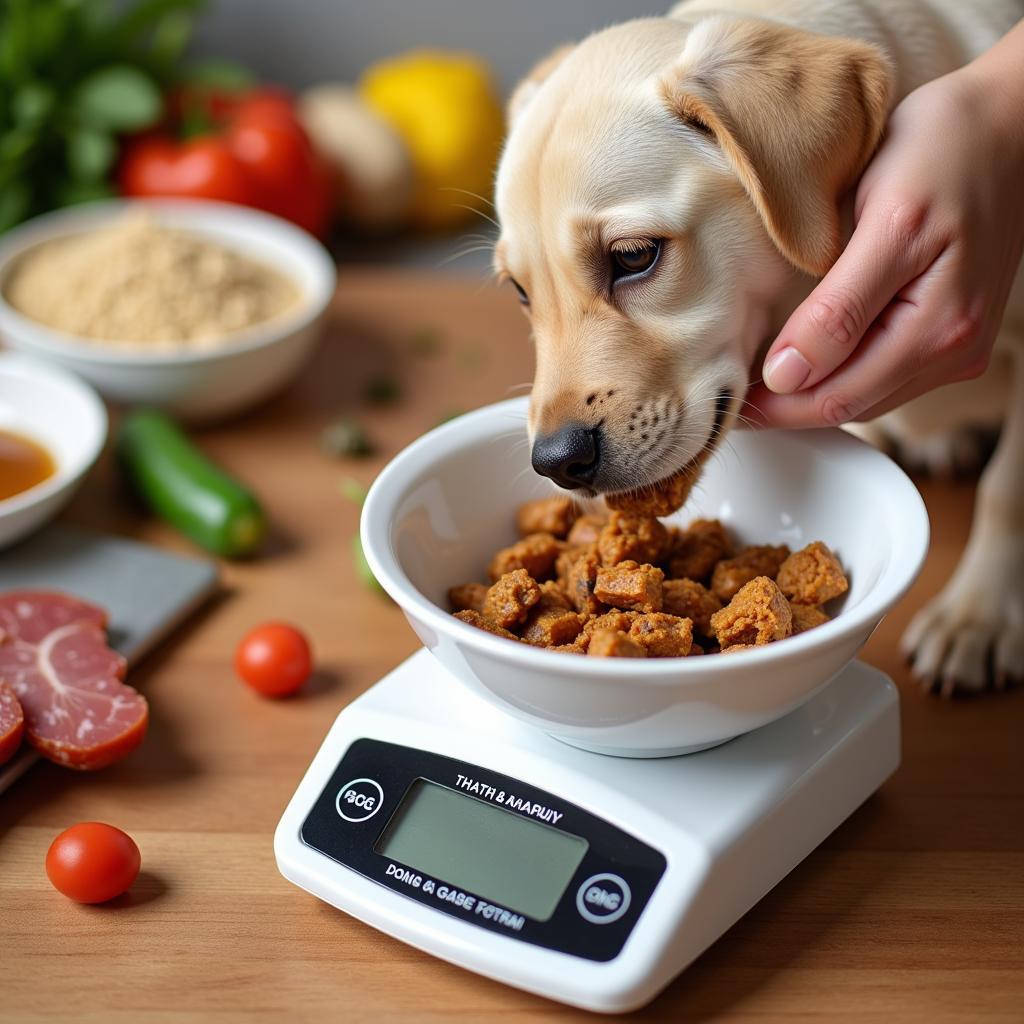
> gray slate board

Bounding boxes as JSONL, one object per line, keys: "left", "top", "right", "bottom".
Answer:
{"left": 0, "top": 524, "right": 219, "bottom": 792}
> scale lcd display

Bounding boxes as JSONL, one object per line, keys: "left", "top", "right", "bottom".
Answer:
{"left": 375, "top": 779, "right": 588, "bottom": 921}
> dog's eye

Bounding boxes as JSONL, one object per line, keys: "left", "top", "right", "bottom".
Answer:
{"left": 610, "top": 239, "right": 662, "bottom": 282}
{"left": 510, "top": 279, "right": 529, "bottom": 305}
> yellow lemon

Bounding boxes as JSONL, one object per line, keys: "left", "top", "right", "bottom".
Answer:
{"left": 360, "top": 51, "right": 504, "bottom": 230}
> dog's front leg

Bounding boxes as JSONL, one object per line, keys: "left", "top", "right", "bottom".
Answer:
{"left": 903, "top": 352, "right": 1024, "bottom": 694}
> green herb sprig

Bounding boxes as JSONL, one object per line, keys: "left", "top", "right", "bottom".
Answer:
{"left": 0, "top": 0, "right": 226, "bottom": 230}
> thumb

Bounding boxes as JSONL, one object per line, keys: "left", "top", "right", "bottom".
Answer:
{"left": 762, "top": 202, "right": 932, "bottom": 393}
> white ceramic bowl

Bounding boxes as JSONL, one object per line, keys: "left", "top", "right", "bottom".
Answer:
{"left": 0, "top": 199, "right": 336, "bottom": 421}
{"left": 0, "top": 352, "right": 107, "bottom": 549}
{"left": 362, "top": 398, "right": 930, "bottom": 757}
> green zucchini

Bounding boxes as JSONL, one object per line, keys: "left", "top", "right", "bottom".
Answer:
{"left": 117, "top": 410, "right": 266, "bottom": 558}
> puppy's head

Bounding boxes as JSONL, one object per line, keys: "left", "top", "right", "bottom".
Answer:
{"left": 495, "top": 15, "right": 890, "bottom": 496}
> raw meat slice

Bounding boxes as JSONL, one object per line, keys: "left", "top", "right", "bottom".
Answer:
{"left": 0, "top": 680, "right": 24, "bottom": 765}
{"left": 0, "top": 592, "right": 148, "bottom": 770}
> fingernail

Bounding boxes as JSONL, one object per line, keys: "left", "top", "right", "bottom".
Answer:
{"left": 763, "top": 347, "right": 812, "bottom": 394}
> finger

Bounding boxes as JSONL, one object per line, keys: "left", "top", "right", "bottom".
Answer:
{"left": 762, "top": 201, "right": 936, "bottom": 394}
{"left": 851, "top": 372, "right": 953, "bottom": 422}
{"left": 750, "top": 294, "right": 934, "bottom": 429}
{"left": 748, "top": 371, "right": 947, "bottom": 430}
{"left": 852, "top": 250, "right": 995, "bottom": 421}
{"left": 742, "top": 382, "right": 804, "bottom": 428}
{"left": 743, "top": 383, "right": 842, "bottom": 430}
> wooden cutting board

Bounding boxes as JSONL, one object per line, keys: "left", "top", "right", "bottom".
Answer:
{"left": 0, "top": 524, "right": 218, "bottom": 793}
{"left": 1, "top": 269, "right": 1021, "bottom": 1024}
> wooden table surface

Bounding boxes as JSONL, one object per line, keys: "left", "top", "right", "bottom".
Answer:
{"left": 2, "top": 270, "right": 1022, "bottom": 1024}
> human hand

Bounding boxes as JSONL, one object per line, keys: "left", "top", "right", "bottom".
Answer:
{"left": 747, "top": 32, "right": 1024, "bottom": 428}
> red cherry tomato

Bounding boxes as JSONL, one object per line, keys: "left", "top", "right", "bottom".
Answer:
{"left": 235, "top": 623, "right": 312, "bottom": 698}
{"left": 46, "top": 822, "right": 141, "bottom": 904}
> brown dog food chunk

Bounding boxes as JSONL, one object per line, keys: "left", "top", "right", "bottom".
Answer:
{"left": 597, "top": 512, "right": 669, "bottom": 567}
{"left": 482, "top": 569, "right": 542, "bottom": 628}
{"left": 586, "top": 629, "right": 647, "bottom": 658}
{"left": 668, "top": 518, "right": 732, "bottom": 581}
{"left": 448, "top": 582, "right": 488, "bottom": 613}
{"left": 790, "top": 602, "right": 830, "bottom": 634}
{"left": 710, "top": 576, "right": 793, "bottom": 648}
{"left": 555, "top": 544, "right": 583, "bottom": 589}
{"left": 522, "top": 584, "right": 585, "bottom": 647}
{"left": 560, "top": 544, "right": 606, "bottom": 616}
{"left": 594, "top": 560, "right": 664, "bottom": 612}
{"left": 523, "top": 609, "right": 585, "bottom": 648}
{"left": 711, "top": 544, "right": 790, "bottom": 602}
{"left": 454, "top": 610, "right": 519, "bottom": 641}
{"left": 629, "top": 613, "right": 694, "bottom": 658}
{"left": 605, "top": 451, "right": 709, "bottom": 517}
{"left": 567, "top": 514, "right": 606, "bottom": 546}
{"left": 538, "top": 579, "right": 572, "bottom": 609}
{"left": 662, "top": 578, "right": 722, "bottom": 635}
{"left": 516, "top": 497, "right": 578, "bottom": 539}
{"left": 549, "top": 641, "right": 586, "bottom": 655}
{"left": 777, "top": 541, "right": 849, "bottom": 605}
{"left": 488, "top": 532, "right": 562, "bottom": 582}
{"left": 720, "top": 643, "right": 758, "bottom": 654}
{"left": 579, "top": 610, "right": 639, "bottom": 650}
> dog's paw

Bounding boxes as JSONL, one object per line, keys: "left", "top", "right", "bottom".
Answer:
{"left": 902, "top": 546, "right": 1024, "bottom": 696}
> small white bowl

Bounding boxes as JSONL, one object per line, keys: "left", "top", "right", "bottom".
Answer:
{"left": 362, "top": 398, "right": 930, "bottom": 757}
{"left": 0, "top": 352, "right": 107, "bottom": 549}
{"left": 0, "top": 199, "right": 336, "bottom": 421}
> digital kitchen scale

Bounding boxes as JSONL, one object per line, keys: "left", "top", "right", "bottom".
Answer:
{"left": 275, "top": 649, "right": 899, "bottom": 1013}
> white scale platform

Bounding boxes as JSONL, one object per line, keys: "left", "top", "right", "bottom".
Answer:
{"left": 276, "top": 651, "right": 899, "bottom": 1013}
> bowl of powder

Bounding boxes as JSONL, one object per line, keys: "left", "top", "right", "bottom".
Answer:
{"left": 0, "top": 199, "right": 336, "bottom": 420}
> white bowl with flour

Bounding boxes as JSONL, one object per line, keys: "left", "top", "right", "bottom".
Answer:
{"left": 0, "top": 199, "right": 336, "bottom": 421}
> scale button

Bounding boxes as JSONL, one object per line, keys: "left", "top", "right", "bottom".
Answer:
{"left": 335, "top": 778, "right": 385, "bottom": 822}
{"left": 576, "top": 873, "right": 632, "bottom": 925}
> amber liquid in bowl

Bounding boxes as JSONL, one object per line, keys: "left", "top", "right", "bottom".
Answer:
{"left": 0, "top": 429, "right": 55, "bottom": 500}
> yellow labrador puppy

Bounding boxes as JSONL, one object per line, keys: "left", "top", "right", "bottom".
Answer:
{"left": 494, "top": 0, "right": 1024, "bottom": 693}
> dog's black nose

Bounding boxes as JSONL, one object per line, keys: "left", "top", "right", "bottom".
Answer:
{"left": 531, "top": 425, "right": 600, "bottom": 489}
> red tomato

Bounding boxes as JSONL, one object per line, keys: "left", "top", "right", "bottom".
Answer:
{"left": 167, "top": 86, "right": 294, "bottom": 126}
{"left": 232, "top": 88, "right": 300, "bottom": 126}
{"left": 235, "top": 623, "right": 312, "bottom": 698}
{"left": 119, "top": 87, "right": 334, "bottom": 237}
{"left": 119, "top": 135, "right": 256, "bottom": 207}
{"left": 229, "top": 119, "right": 312, "bottom": 216}
{"left": 226, "top": 95, "right": 333, "bottom": 235}
{"left": 46, "top": 823, "right": 141, "bottom": 904}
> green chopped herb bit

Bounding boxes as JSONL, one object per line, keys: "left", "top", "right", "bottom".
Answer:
{"left": 0, "top": 0, "right": 190, "bottom": 231}
{"left": 352, "top": 533, "right": 385, "bottom": 593}
{"left": 409, "top": 326, "right": 442, "bottom": 357}
{"left": 321, "top": 417, "right": 373, "bottom": 458}
{"left": 365, "top": 374, "right": 400, "bottom": 404}
{"left": 339, "top": 477, "right": 369, "bottom": 506}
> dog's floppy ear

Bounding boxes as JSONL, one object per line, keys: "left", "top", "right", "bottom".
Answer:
{"left": 661, "top": 16, "right": 892, "bottom": 275}
{"left": 508, "top": 43, "right": 576, "bottom": 125}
